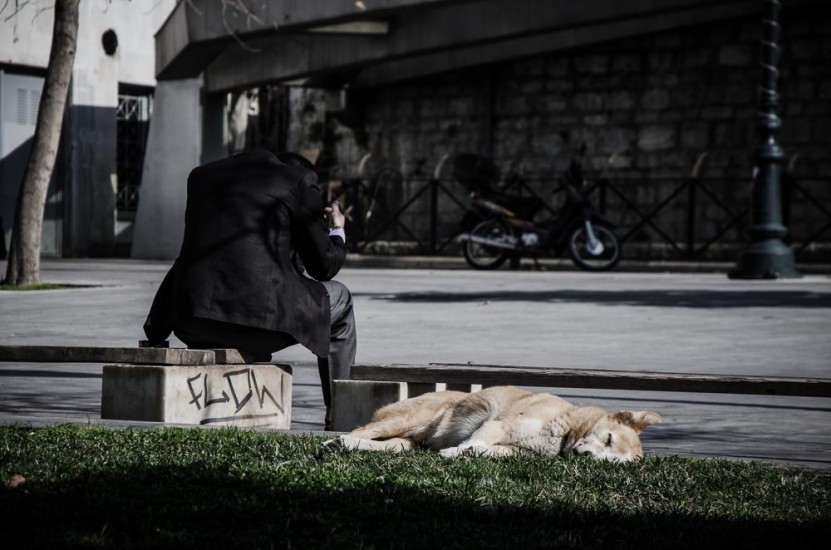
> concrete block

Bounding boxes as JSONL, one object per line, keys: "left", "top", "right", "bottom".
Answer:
{"left": 718, "top": 44, "right": 752, "bottom": 66}
{"left": 447, "top": 384, "right": 483, "bottom": 392}
{"left": 0, "top": 345, "right": 216, "bottom": 366}
{"left": 637, "top": 126, "right": 676, "bottom": 151}
{"left": 406, "top": 382, "right": 439, "bottom": 398}
{"left": 330, "top": 380, "right": 406, "bottom": 432}
{"left": 640, "top": 89, "right": 670, "bottom": 110}
{"left": 599, "top": 128, "right": 635, "bottom": 154}
{"left": 572, "top": 92, "right": 604, "bottom": 111}
{"left": 648, "top": 52, "right": 674, "bottom": 71}
{"left": 574, "top": 54, "right": 609, "bottom": 74}
{"left": 681, "top": 122, "right": 709, "bottom": 149}
{"left": 536, "top": 94, "right": 567, "bottom": 112}
{"left": 583, "top": 114, "right": 608, "bottom": 126}
{"left": 607, "top": 91, "right": 635, "bottom": 110}
{"left": 611, "top": 54, "right": 642, "bottom": 73}
{"left": 652, "top": 32, "right": 682, "bottom": 49}
{"left": 546, "top": 57, "right": 569, "bottom": 77}
{"left": 513, "top": 58, "right": 543, "bottom": 77}
{"left": 101, "top": 363, "right": 292, "bottom": 428}
{"left": 211, "top": 348, "right": 271, "bottom": 364}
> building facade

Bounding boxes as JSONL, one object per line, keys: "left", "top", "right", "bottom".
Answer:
{"left": 0, "top": 0, "right": 175, "bottom": 258}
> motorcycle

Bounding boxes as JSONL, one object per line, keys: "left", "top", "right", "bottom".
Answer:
{"left": 456, "top": 147, "right": 622, "bottom": 271}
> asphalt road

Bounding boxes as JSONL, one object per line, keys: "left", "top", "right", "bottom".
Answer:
{"left": 1, "top": 258, "right": 829, "bottom": 471}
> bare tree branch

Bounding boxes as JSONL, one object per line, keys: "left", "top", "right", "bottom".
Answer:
{"left": 222, "top": 0, "right": 265, "bottom": 28}
{"left": 3, "top": 0, "right": 32, "bottom": 22}
{"left": 32, "top": 1, "right": 55, "bottom": 24}
{"left": 142, "top": 0, "right": 168, "bottom": 16}
{"left": 220, "top": 0, "right": 261, "bottom": 53}
{"left": 183, "top": 0, "right": 202, "bottom": 17}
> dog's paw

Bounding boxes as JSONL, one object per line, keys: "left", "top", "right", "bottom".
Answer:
{"left": 438, "top": 446, "right": 464, "bottom": 458}
{"left": 440, "top": 445, "right": 492, "bottom": 458}
{"left": 321, "top": 437, "right": 343, "bottom": 452}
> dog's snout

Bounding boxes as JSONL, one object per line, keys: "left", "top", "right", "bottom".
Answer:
{"left": 573, "top": 446, "right": 593, "bottom": 457}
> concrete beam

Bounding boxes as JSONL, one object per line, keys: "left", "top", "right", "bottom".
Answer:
{"left": 200, "top": 0, "right": 731, "bottom": 93}
{"left": 351, "top": 0, "right": 762, "bottom": 88}
{"left": 156, "top": 0, "right": 464, "bottom": 79}
{"left": 307, "top": 21, "right": 390, "bottom": 35}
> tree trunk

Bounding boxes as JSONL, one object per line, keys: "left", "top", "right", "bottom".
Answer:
{"left": 3, "top": 0, "right": 80, "bottom": 286}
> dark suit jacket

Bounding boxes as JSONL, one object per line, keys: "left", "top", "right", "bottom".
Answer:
{"left": 143, "top": 149, "right": 346, "bottom": 357}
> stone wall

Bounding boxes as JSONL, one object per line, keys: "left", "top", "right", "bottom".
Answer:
{"left": 299, "top": 7, "right": 831, "bottom": 260}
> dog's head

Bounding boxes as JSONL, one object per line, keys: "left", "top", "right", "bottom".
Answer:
{"left": 566, "top": 410, "right": 662, "bottom": 462}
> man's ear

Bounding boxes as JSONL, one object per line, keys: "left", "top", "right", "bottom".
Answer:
{"left": 614, "top": 411, "right": 662, "bottom": 433}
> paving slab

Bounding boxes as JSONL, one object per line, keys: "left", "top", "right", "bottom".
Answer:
{"left": 1, "top": 258, "right": 829, "bottom": 471}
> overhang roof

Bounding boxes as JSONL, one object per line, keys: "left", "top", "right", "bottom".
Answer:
{"left": 155, "top": 0, "right": 818, "bottom": 91}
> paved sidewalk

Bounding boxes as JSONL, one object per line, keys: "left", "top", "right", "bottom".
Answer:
{"left": 1, "top": 257, "right": 829, "bottom": 471}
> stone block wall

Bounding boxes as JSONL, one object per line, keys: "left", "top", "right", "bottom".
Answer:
{"left": 296, "top": 6, "right": 831, "bottom": 260}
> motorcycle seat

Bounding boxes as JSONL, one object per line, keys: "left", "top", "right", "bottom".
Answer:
{"left": 481, "top": 192, "right": 544, "bottom": 219}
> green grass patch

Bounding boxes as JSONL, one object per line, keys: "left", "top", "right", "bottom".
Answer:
{"left": 0, "top": 283, "right": 86, "bottom": 291}
{"left": 1, "top": 425, "right": 829, "bottom": 549}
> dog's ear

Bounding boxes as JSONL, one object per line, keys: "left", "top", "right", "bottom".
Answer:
{"left": 614, "top": 411, "right": 662, "bottom": 432}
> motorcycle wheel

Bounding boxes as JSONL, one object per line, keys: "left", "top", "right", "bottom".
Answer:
{"left": 463, "top": 219, "right": 511, "bottom": 270}
{"left": 567, "top": 223, "right": 621, "bottom": 271}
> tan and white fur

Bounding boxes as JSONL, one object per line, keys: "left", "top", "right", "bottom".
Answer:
{"left": 327, "top": 386, "right": 661, "bottom": 462}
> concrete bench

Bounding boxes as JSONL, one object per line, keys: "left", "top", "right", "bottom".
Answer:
{"left": 0, "top": 345, "right": 292, "bottom": 429}
{"left": 330, "top": 362, "right": 831, "bottom": 431}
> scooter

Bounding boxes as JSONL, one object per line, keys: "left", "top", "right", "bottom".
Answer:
{"left": 457, "top": 147, "right": 622, "bottom": 271}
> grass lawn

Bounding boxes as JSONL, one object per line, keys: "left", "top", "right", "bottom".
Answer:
{"left": 1, "top": 425, "right": 829, "bottom": 549}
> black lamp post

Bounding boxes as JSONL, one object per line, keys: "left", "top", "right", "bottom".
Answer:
{"left": 730, "top": 0, "right": 801, "bottom": 279}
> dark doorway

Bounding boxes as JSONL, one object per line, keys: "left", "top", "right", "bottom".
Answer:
{"left": 115, "top": 84, "right": 152, "bottom": 256}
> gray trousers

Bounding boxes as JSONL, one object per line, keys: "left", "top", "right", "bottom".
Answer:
{"left": 318, "top": 280, "right": 357, "bottom": 407}
{"left": 175, "top": 279, "right": 357, "bottom": 406}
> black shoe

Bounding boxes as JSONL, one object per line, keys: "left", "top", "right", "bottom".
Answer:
{"left": 324, "top": 406, "right": 332, "bottom": 431}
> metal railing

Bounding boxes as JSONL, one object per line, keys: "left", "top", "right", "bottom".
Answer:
{"left": 326, "top": 154, "right": 831, "bottom": 261}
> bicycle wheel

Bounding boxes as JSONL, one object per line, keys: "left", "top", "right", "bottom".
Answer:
{"left": 567, "top": 223, "right": 621, "bottom": 271}
{"left": 463, "top": 219, "right": 512, "bottom": 270}
{"left": 364, "top": 168, "right": 403, "bottom": 238}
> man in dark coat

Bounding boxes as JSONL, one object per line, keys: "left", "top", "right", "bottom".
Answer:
{"left": 142, "top": 149, "right": 356, "bottom": 427}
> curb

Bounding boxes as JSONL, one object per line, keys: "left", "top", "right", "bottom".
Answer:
{"left": 345, "top": 254, "right": 831, "bottom": 274}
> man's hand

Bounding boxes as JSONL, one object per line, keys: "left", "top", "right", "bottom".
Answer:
{"left": 325, "top": 200, "right": 346, "bottom": 229}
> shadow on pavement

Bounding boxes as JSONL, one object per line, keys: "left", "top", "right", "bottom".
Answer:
{"left": 360, "top": 289, "right": 831, "bottom": 308}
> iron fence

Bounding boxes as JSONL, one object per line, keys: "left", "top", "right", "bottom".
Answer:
{"left": 328, "top": 166, "right": 831, "bottom": 262}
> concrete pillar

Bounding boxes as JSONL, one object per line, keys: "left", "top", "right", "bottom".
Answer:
{"left": 131, "top": 78, "right": 202, "bottom": 260}
{"left": 201, "top": 91, "right": 228, "bottom": 165}
{"left": 101, "top": 363, "right": 292, "bottom": 428}
{"left": 330, "top": 380, "right": 407, "bottom": 432}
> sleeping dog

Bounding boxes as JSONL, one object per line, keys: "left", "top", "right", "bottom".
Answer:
{"left": 325, "top": 386, "right": 661, "bottom": 461}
